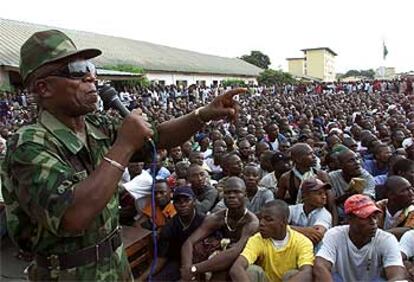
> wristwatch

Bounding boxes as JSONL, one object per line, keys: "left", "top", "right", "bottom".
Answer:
{"left": 190, "top": 265, "right": 197, "bottom": 281}
{"left": 190, "top": 265, "right": 197, "bottom": 274}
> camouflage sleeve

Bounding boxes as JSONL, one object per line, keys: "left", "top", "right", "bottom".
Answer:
{"left": 7, "top": 141, "right": 79, "bottom": 237}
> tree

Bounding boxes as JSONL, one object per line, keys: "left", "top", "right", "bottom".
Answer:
{"left": 103, "top": 64, "right": 149, "bottom": 88}
{"left": 344, "top": 70, "right": 361, "bottom": 77}
{"left": 240, "top": 51, "right": 271, "bottom": 69}
{"left": 360, "top": 69, "right": 375, "bottom": 79}
{"left": 257, "top": 69, "right": 295, "bottom": 86}
{"left": 221, "top": 79, "right": 246, "bottom": 88}
{"left": 342, "top": 69, "right": 376, "bottom": 80}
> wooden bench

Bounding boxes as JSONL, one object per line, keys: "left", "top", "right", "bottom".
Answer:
{"left": 121, "top": 225, "right": 153, "bottom": 276}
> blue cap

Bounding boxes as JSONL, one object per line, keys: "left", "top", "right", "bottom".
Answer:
{"left": 173, "top": 186, "right": 195, "bottom": 199}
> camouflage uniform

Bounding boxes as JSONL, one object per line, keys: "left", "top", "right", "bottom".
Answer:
{"left": 1, "top": 30, "right": 133, "bottom": 281}
{"left": 2, "top": 110, "right": 132, "bottom": 281}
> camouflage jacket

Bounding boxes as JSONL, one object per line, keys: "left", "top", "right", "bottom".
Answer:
{"left": 1, "top": 110, "right": 132, "bottom": 281}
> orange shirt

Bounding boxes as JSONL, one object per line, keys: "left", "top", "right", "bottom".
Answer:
{"left": 142, "top": 201, "right": 176, "bottom": 227}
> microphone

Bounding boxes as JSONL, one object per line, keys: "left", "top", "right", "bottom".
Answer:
{"left": 98, "top": 85, "right": 131, "bottom": 117}
{"left": 98, "top": 85, "right": 156, "bottom": 161}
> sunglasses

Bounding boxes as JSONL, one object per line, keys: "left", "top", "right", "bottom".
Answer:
{"left": 46, "top": 60, "right": 96, "bottom": 80}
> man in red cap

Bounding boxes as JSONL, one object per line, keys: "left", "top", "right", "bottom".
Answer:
{"left": 289, "top": 178, "right": 332, "bottom": 245}
{"left": 313, "top": 194, "right": 405, "bottom": 281}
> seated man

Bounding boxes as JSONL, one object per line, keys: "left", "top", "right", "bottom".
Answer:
{"left": 277, "top": 143, "right": 328, "bottom": 204}
{"left": 140, "top": 179, "right": 176, "bottom": 229}
{"left": 362, "top": 143, "right": 392, "bottom": 177}
{"left": 314, "top": 194, "right": 406, "bottom": 282}
{"left": 146, "top": 153, "right": 171, "bottom": 180}
{"left": 230, "top": 200, "right": 314, "bottom": 282}
{"left": 122, "top": 161, "right": 153, "bottom": 206}
{"left": 187, "top": 164, "right": 218, "bottom": 215}
{"left": 400, "top": 229, "right": 414, "bottom": 280}
{"left": 289, "top": 178, "right": 332, "bottom": 246}
{"left": 189, "top": 151, "right": 211, "bottom": 173}
{"left": 138, "top": 186, "right": 204, "bottom": 281}
{"left": 205, "top": 145, "right": 225, "bottom": 181}
{"left": 216, "top": 153, "right": 244, "bottom": 195}
{"left": 180, "top": 177, "right": 259, "bottom": 281}
{"left": 259, "top": 151, "right": 291, "bottom": 194}
{"left": 328, "top": 149, "right": 375, "bottom": 222}
{"left": 376, "top": 176, "right": 414, "bottom": 239}
{"left": 213, "top": 166, "right": 274, "bottom": 214}
{"left": 166, "top": 161, "right": 189, "bottom": 189}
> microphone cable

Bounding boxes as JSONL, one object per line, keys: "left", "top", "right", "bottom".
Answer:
{"left": 147, "top": 138, "right": 158, "bottom": 282}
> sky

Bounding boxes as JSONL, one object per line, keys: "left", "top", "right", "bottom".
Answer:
{"left": 1, "top": 0, "right": 413, "bottom": 73}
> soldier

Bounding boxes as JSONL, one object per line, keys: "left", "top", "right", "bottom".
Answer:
{"left": 1, "top": 30, "right": 245, "bottom": 281}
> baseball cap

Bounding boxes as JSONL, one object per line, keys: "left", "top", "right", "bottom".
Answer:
{"left": 173, "top": 186, "right": 195, "bottom": 200}
{"left": 301, "top": 178, "right": 331, "bottom": 193}
{"left": 344, "top": 194, "right": 381, "bottom": 219}
{"left": 20, "top": 29, "right": 102, "bottom": 84}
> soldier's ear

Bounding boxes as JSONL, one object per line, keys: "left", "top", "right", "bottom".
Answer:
{"left": 34, "top": 79, "right": 53, "bottom": 98}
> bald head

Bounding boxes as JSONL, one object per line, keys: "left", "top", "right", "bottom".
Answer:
{"left": 337, "top": 148, "right": 354, "bottom": 163}
{"left": 262, "top": 200, "right": 290, "bottom": 222}
{"left": 225, "top": 176, "right": 246, "bottom": 191}
{"left": 385, "top": 176, "right": 411, "bottom": 196}
{"left": 290, "top": 143, "right": 312, "bottom": 160}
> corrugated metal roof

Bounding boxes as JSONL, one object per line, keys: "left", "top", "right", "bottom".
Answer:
{"left": 0, "top": 18, "right": 262, "bottom": 77}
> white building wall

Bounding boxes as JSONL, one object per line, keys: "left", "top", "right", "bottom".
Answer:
{"left": 146, "top": 72, "right": 257, "bottom": 86}
{"left": 323, "top": 51, "right": 336, "bottom": 82}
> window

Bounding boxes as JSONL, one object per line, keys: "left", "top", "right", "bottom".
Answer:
{"left": 196, "top": 80, "right": 206, "bottom": 87}
{"left": 176, "top": 80, "right": 188, "bottom": 88}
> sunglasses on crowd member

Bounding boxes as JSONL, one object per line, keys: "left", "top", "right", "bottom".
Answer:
{"left": 46, "top": 60, "right": 96, "bottom": 80}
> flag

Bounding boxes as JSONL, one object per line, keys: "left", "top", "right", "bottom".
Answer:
{"left": 383, "top": 42, "right": 388, "bottom": 60}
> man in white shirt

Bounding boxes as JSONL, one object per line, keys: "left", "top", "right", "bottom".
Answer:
{"left": 259, "top": 151, "right": 290, "bottom": 194}
{"left": 314, "top": 194, "right": 406, "bottom": 281}
{"left": 400, "top": 230, "right": 414, "bottom": 280}
{"left": 122, "top": 162, "right": 153, "bottom": 209}
{"left": 289, "top": 178, "right": 332, "bottom": 245}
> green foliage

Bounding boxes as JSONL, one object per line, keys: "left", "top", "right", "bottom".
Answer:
{"left": 111, "top": 77, "right": 150, "bottom": 89}
{"left": 240, "top": 51, "right": 271, "bottom": 69}
{"left": 103, "top": 64, "right": 144, "bottom": 74}
{"left": 0, "top": 82, "right": 14, "bottom": 92}
{"left": 257, "top": 69, "right": 295, "bottom": 86}
{"left": 342, "top": 69, "right": 375, "bottom": 79}
{"left": 221, "top": 79, "right": 247, "bottom": 88}
{"left": 103, "top": 64, "right": 149, "bottom": 88}
{"left": 360, "top": 69, "right": 375, "bottom": 79}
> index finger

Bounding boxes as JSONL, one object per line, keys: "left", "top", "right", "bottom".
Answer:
{"left": 223, "top": 87, "right": 248, "bottom": 98}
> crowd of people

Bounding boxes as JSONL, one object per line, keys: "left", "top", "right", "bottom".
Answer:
{"left": 108, "top": 78, "right": 414, "bottom": 282}
{"left": 2, "top": 77, "right": 414, "bottom": 281}
{"left": 2, "top": 30, "right": 414, "bottom": 281}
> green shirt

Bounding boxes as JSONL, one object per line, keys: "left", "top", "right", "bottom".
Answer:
{"left": 2, "top": 110, "right": 132, "bottom": 281}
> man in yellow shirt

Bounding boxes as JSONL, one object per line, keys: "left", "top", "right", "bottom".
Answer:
{"left": 230, "top": 200, "right": 314, "bottom": 282}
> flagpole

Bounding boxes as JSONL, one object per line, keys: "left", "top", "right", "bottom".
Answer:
{"left": 382, "top": 39, "right": 386, "bottom": 80}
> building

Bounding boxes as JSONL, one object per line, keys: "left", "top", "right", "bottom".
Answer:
{"left": 287, "top": 47, "right": 337, "bottom": 82}
{"left": 375, "top": 66, "right": 396, "bottom": 80}
{"left": 0, "top": 18, "right": 262, "bottom": 90}
{"left": 286, "top": 58, "right": 305, "bottom": 77}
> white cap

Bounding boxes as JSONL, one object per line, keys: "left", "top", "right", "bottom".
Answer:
{"left": 402, "top": 138, "right": 414, "bottom": 149}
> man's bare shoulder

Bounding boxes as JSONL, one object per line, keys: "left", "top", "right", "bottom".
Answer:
{"left": 205, "top": 209, "right": 226, "bottom": 225}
